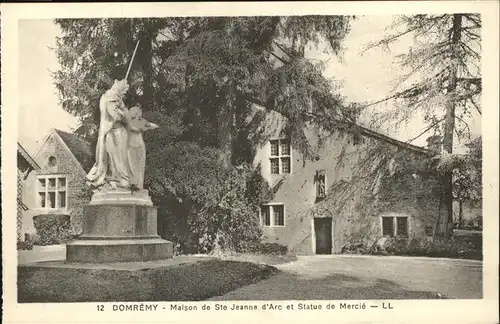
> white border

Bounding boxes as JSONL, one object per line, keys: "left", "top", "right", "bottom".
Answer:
{"left": 2, "top": 2, "right": 499, "bottom": 324}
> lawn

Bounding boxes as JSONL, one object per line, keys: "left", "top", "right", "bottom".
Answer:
{"left": 18, "top": 259, "right": 278, "bottom": 303}
{"left": 208, "top": 252, "right": 297, "bottom": 266}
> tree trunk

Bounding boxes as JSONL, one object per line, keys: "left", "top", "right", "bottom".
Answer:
{"left": 217, "top": 80, "right": 235, "bottom": 168}
{"left": 216, "top": 19, "right": 236, "bottom": 168}
{"left": 442, "top": 14, "right": 462, "bottom": 237}
{"left": 433, "top": 181, "right": 444, "bottom": 238}
{"left": 458, "top": 200, "right": 463, "bottom": 229}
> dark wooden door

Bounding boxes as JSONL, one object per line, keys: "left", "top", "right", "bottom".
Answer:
{"left": 314, "top": 217, "right": 332, "bottom": 254}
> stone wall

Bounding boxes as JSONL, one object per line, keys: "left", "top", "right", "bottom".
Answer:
{"left": 17, "top": 170, "right": 24, "bottom": 242}
{"left": 254, "top": 126, "right": 445, "bottom": 255}
{"left": 23, "top": 132, "right": 90, "bottom": 236}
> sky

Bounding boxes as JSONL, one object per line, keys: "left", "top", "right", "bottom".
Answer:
{"left": 18, "top": 19, "right": 79, "bottom": 154}
{"left": 17, "top": 17, "right": 481, "bottom": 155}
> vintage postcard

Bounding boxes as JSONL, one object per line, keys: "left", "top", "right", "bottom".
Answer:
{"left": 1, "top": 1, "right": 498, "bottom": 323}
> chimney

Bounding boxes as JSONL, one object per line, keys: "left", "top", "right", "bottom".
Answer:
{"left": 426, "top": 135, "right": 442, "bottom": 154}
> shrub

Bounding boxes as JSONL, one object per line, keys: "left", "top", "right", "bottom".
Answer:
{"left": 149, "top": 143, "right": 267, "bottom": 254}
{"left": 341, "top": 242, "right": 370, "bottom": 254}
{"left": 381, "top": 237, "right": 482, "bottom": 260}
{"left": 32, "top": 214, "right": 73, "bottom": 246}
{"left": 243, "top": 242, "right": 288, "bottom": 255}
{"left": 341, "top": 235, "right": 482, "bottom": 261}
{"left": 17, "top": 240, "right": 34, "bottom": 251}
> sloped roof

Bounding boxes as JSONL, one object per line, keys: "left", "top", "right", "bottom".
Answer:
{"left": 54, "top": 129, "right": 94, "bottom": 172}
{"left": 355, "top": 124, "right": 430, "bottom": 155}
{"left": 247, "top": 103, "right": 431, "bottom": 156}
{"left": 17, "top": 142, "right": 41, "bottom": 171}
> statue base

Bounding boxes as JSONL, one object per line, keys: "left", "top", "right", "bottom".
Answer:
{"left": 89, "top": 188, "right": 153, "bottom": 206}
{"left": 66, "top": 190, "right": 173, "bottom": 263}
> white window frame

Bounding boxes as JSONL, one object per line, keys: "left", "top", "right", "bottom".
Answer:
{"left": 36, "top": 174, "right": 68, "bottom": 210}
{"left": 260, "top": 203, "right": 286, "bottom": 227}
{"left": 269, "top": 138, "right": 291, "bottom": 175}
{"left": 380, "top": 214, "right": 410, "bottom": 237}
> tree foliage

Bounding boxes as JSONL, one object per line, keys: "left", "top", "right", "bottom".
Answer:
{"left": 452, "top": 137, "right": 482, "bottom": 201}
{"left": 364, "top": 14, "right": 482, "bottom": 235}
{"left": 54, "top": 17, "right": 355, "bottom": 162}
{"left": 364, "top": 14, "right": 481, "bottom": 140}
{"left": 146, "top": 142, "right": 272, "bottom": 253}
{"left": 53, "top": 17, "right": 355, "bottom": 252}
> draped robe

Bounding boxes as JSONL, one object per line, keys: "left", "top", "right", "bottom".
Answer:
{"left": 86, "top": 91, "right": 130, "bottom": 188}
{"left": 126, "top": 108, "right": 158, "bottom": 189}
{"left": 126, "top": 117, "right": 146, "bottom": 189}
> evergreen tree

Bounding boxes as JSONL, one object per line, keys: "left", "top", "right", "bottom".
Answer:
{"left": 364, "top": 14, "right": 481, "bottom": 236}
{"left": 53, "top": 17, "right": 356, "bottom": 164}
{"left": 52, "top": 16, "right": 356, "bottom": 252}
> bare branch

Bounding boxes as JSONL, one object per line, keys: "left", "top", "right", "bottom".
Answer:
{"left": 266, "top": 50, "right": 290, "bottom": 65}
{"left": 391, "top": 49, "right": 449, "bottom": 91}
{"left": 456, "top": 114, "right": 472, "bottom": 140}
{"left": 459, "top": 41, "right": 481, "bottom": 60}
{"left": 406, "top": 118, "right": 445, "bottom": 144}
{"left": 463, "top": 14, "right": 481, "bottom": 28}
{"left": 461, "top": 28, "right": 481, "bottom": 41}
{"left": 457, "top": 77, "right": 481, "bottom": 91}
{"left": 362, "top": 25, "right": 419, "bottom": 54}
{"left": 273, "top": 41, "right": 295, "bottom": 60}
{"left": 468, "top": 97, "right": 482, "bottom": 115}
{"left": 357, "top": 93, "right": 400, "bottom": 110}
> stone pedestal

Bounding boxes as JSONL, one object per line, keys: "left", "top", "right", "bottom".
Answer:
{"left": 66, "top": 189, "right": 173, "bottom": 263}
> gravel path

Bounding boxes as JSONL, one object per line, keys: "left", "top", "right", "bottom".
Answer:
{"left": 208, "top": 255, "right": 482, "bottom": 300}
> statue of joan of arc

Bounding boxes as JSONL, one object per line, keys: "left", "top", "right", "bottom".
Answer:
{"left": 86, "top": 79, "right": 132, "bottom": 189}
{"left": 87, "top": 41, "right": 159, "bottom": 190}
{"left": 86, "top": 78, "right": 159, "bottom": 190}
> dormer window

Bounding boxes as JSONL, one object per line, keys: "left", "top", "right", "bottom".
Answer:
{"left": 270, "top": 139, "right": 291, "bottom": 174}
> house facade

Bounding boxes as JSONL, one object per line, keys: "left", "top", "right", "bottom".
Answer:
{"left": 17, "top": 143, "right": 41, "bottom": 242}
{"left": 18, "top": 120, "right": 446, "bottom": 254}
{"left": 19, "top": 129, "right": 93, "bottom": 240}
{"left": 252, "top": 110, "right": 445, "bottom": 255}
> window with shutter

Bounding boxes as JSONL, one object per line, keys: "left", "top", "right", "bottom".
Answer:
{"left": 396, "top": 217, "right": 408, "bottom": 237}
{"left": 382, "top": 217, "right": 394, "bottom": 237}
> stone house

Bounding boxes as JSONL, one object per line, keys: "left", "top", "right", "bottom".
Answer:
{"left": 19, "top": 129, "right": 93, "bottom": 240}
{"left": 18, "top": 118, "right": 446, "bottom": 255}
{"left": 252, "top": 110, "right": 445, "bottom": 255}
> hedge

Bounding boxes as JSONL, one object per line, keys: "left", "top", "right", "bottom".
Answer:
{"left": 342, "top": 235, "right": 482, "bottom": 261}
{"left": 17, "top": 240, "right": 34, "bottom": 251}
{"left": 32, "top": 214, "right": 73, "bottom": 246}
{"left": 243, "top": 242, "right": 288, "bottom": 255}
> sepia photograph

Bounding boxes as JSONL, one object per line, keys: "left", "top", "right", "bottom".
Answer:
{"left": 2, "top": 2, "right": 498, "bottom": 324}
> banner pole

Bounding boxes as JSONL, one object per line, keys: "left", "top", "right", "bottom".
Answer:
{"left": 125, "top": 40, "right": 140, "bottom": 80}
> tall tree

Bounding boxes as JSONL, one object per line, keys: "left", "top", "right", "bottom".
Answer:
{"left": 452, "top": 136, "right": 482, "bottom": 228}
{"left": 364, "top": 14, "right": 481, "bottom": 236}
{"left": 53, "top": 17, "right": 356, "bottom": 166}
{"left": 52, "top": 16, "right": 356, "bottom": 251}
